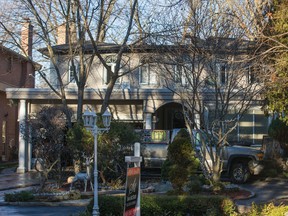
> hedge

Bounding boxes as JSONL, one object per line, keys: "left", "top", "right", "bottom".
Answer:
{"left": 83, "top": 194, "right": 236, "bottom": 216}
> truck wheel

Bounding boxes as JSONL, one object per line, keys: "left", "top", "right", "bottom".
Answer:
{"left": 230, "top": 163, "right": 250, "bottom": 184}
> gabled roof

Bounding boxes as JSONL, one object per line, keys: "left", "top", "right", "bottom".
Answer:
{"left": 0, "top": 80, "right": 17, "bottom": 91}
{"left": 0, "top": 44, "right": 41, "bottom": 70}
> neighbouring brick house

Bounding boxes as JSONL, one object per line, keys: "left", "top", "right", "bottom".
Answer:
{"left": 0, "top": 20, "right": 40, "bottom": 164}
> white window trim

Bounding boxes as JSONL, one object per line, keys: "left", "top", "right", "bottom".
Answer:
{"left": 103, "top": 56, "right": 124, "bottom": 85}
{"left": 68, "top": 58, "right": 80, "bottom": 84}
{"left": 103, "top": 63, "right": 115, "bottom": 84}
{"left": 173, "top": 64, "right": 188, "bottom": 86}
{"left": 139, "top": 64, "right": 157, "bottom": 85}
{"left": 139, "top": 64, "right": 149, "bottom": 85}
{"left": 216, "top": 63, "right": 227, "bottom": 85}
{"left": 247, "top": 65, "right": 254, "bottom": 84}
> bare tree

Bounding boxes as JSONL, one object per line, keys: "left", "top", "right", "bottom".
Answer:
{"left": 0, "top": 0, "right": 157, "bottom": 123}
{"left": 23, "top": 106, "right": 68, "bottom": 190}
{"left": 156, "top": 0, "right": 270, "bottom": 185}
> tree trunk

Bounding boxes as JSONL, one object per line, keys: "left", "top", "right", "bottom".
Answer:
{"left": 99, "top": 170, "right": 106, "bottom": 185}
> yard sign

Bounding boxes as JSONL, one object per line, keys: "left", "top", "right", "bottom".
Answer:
{"left": 124, "top": 167, "right": 140, "bottom": 216}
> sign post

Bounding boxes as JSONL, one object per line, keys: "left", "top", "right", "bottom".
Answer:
{"left": 124, "top": 142, "right": 142, "bottom": 216}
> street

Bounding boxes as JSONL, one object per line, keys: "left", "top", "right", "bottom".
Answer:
{"left": 0, "top": 206, "right": 85, "bottom": 216}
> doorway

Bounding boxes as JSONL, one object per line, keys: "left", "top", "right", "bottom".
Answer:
{"left": 154, "top": 102, "right": 185, "bottom": 130}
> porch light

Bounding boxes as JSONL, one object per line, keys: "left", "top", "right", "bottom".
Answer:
{"left": 102, "top": 108, "right": 112, "bottom": 128}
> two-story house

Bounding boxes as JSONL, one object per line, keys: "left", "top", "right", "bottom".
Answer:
{"left": 6, "top": 26, "right": 270, "bottom": 172}
{"left": 0, "top": 20, "right": 40, "bottom": 165}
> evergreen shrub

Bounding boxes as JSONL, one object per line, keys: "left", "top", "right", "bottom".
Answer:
{"left": 4, "top": 191, "right": 35, "bottom": 202}
{"left": 84, "top": 194, "right": 237, "bottom": 216}
{"left": 161, "top": 129, "right": 199, "bottom": 193}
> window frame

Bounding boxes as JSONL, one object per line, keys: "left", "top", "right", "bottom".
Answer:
{"left": 246, "top": 65, "right": 253, "bottom": 84}
{"left": 139, "top": 63, "right": 158, "bottom": 85}
{"left": 139, "top": 64, "right": 149, "bottom": 85}
{"left": 103, "top": 55, "right": 122, "bottom": 85}
{"left": 173, "top": 64, "right": 189, "bottom": 86}
{"left": 216, "top": 62, "right": 227, "bottom": 85}
{"left": 6, "top": 57, "right": 12, "bottom": 73}
{"left": 68, "top": 58, "right": 80, "bottom": 84}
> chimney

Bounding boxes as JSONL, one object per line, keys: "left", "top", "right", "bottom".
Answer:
{"left": 57, "top": 23, "right": 68, "bottom": 45}
{"left": 21, "top": 18, "right": 33, "bottom": 58}
{"left": 57, "top": 22, "right": 77, "bottom": 45}
{"left": 69, "top": 22, "right": 77, "bottom": 43}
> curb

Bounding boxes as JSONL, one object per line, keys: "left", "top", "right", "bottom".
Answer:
{"left": 234, "top": 187, "right": 255, "bottom": 214}
{"left": 267, "top": 195, "right": 288, "bottom": 205}
{"left": 0, "top": 199, "right": 91, "bottom": 207}
{"left": 235, "top": 186, "right": 256, "bottom": 200}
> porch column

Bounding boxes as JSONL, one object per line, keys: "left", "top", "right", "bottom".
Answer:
{"left": 195, "top": 113, "right": 201, "bottom": 128}
{"left": 144, "top": 113, "right": 152, "bottom": 129}
{"left": 27, "top": 124, "right": 32, "bottom": 171}
{"left": 17, "top": 99, "right": 27, "bottom": 173}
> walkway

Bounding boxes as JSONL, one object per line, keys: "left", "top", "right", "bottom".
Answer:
{"left": 0, "top": 168, "right": 39, "bottom": 191}
{"left": 0, "top": 168, "right": 88, "bottom": 216}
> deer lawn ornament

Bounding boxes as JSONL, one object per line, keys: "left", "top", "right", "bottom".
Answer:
{"left": 70, "top": 158, "right": 94, "bottom": 192}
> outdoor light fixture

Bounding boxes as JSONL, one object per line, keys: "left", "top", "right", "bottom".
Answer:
{"left": 82, "top": 107, "right": 111, "bottom": 216}
{"left": 102, "top": 108, "right": 112, "bottom": 128}
{"left": 83, "top": 109, "right": 97, "bottom": 129}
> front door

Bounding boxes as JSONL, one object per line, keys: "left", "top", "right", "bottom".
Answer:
{"left": 155, "top": 102, "right": 185, "bottom": 130}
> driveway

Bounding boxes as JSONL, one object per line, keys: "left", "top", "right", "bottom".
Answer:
{"left": 236, "top": 177, "right": 288, "bottom": 206}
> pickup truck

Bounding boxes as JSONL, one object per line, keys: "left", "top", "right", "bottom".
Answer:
{"left": 137, "top": 129, "right": 170, "bottom": 169}
{"left": 193, "top": 129, "right": 264, "bottom": 183}
{"left": 140, "top": 129, "right": 264, "bottom": 183}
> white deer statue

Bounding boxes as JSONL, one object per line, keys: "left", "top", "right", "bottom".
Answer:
{"left": 70, "top": 158, "right": 94, "bottom": 192}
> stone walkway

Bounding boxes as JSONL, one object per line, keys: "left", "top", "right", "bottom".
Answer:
{"left": 0, "top": 168, "right": 39, "bottom": 191}
{"left": 0, "top": 168, "right": 90, "bottom": 207}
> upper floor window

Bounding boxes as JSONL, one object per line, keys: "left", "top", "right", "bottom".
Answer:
{"left": 139, "top": 64, "right": 157, "bottom": 85}
{"left": 6, "top": 57, "right": 12, "bottom": 73}
{"left": 173, "top": 65, "right": 182, "bottom": 83}
{"left": 247, "top": 64, "right": 267, "bottom": 84}
{"left": 216, "top": 63, "right": 227, "bottom": 85}
{"left": 68, "top": 58, "right": 79, "bottom": 84}
{"left": 103, "top": 55, "right": 122, "bottom": 85}
{"left": 247, "top": 65, "right": 255, "bottom": 84}
{"left": 173, "top": 64, "right": 188, "bottom": 86}
{"left": 174, "top": 64, "right": 192, "bottom": 86}
{"left": 246, "top": 64, "right": 265, "bottom": 84}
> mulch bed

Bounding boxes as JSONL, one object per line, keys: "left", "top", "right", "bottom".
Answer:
{"left": 52, "top": 180, "right": 253, "bottom": 202}
{"left": 216, "top": 189, "right": 252, "bottom": 200}
{"left": 191, "top": 187, "right": 252, "bottom": 201}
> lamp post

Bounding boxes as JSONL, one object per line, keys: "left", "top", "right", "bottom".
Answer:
{"left": 83, "top": 107, "right": 111, "bottom": 216}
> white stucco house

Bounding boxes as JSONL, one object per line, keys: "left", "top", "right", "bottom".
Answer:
{"left": 6, "top": 24, "right": 271, "bottom": 173}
